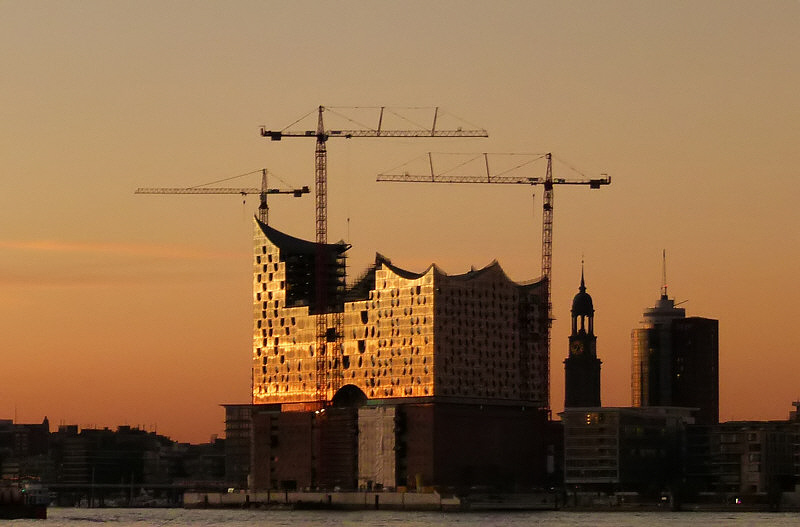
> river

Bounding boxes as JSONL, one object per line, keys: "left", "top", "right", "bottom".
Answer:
{"left": 14, "top": 508, "right": 799, "bottom": 526}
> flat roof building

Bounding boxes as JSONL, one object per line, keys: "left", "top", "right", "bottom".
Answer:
{"left": 560, "top": 406, "right": 694, "bottom": 493}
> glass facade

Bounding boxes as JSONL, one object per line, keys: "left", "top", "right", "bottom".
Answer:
{"left": 251, "top": 219, "right": 549, "bottom": 408}
{"left": 630, "top": 328, "right": 648, "bottom": 407}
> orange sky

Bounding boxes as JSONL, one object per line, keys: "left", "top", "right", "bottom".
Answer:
{"left": 1, "top": 1, "right": 798, "bottom": 443}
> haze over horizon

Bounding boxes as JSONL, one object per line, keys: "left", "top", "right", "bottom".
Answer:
{"left": 1, "top": 1, "right": 798, "bottom": 443}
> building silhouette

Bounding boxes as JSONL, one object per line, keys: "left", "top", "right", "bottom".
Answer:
{"left": 631, "top": 270, "right": 719, "bottom": 424}
{"left": 564, "top": 267, "right": 601, "bottom": 408}
{"left": 560, "top": 406, "right": 693, "bottom": 494}
{"left": 246, "top": 218, "right": 552, "bottom": 491}
{"left": 0, "top": 420, "right": 226, "bottom": 506}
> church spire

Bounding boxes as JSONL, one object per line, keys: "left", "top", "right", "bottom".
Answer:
{"left": 565, "top": 258, "right": 601, "bottom": 408}
{"left": 661, "top": 249, "right": 668, "bottom": 299}
{"left": 571, "top": 260, "right": 594, "bottom": 334}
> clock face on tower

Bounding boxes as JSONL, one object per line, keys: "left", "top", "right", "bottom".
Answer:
{"left": 570, "top": 341, "right": 584, "bottom": 355}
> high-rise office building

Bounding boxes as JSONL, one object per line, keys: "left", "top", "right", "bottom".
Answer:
{"left": 631, "top": 273, "right": 719, "bottom": 424}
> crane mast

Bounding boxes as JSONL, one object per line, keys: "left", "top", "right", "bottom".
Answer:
{"left": 262, "top": 106, "right": 487, "bottom": 407}
{"left": 542, "top": 154, "right": 554, "bottom": 313}
{"left": 376, "top": 152, "right": 610, "bottom": 410}
{"left": 313, "top": 108, "right": 333, "bottom": 406}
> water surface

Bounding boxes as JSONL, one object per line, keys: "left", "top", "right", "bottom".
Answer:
{"left": 15, "top": 508, "right": 799, "bottom": 527}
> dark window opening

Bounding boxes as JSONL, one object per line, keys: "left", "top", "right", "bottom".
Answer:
{"left": 326, "top": 327, "right": 337, "bottom": 342}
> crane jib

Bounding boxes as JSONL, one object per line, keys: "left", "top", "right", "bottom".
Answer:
{"left": 260, "top": 129, "right": 488, "bottom": 140}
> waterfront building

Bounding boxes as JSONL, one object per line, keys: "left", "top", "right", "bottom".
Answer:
{"left": 564, "top": 267, "right": 601, "bottom": 408}
{"left": 559, "top": 406, "right": 694, "bottom": 494}
{"left": 692, "top": 419, "right": 797, "bottom": 496}
{"left": 0, "top": 418, "right": 50, "bottom": 480}
{"left": 251, "top": 219, "right": 549, "bottom": 407}
{"left": 560, "top": 401, "right": 800, "bottom": 501}
{"left": 222, "top": 404, "right": 252, "bottom": 489}
{"left": 246, "top": 218, "right": 552, "bottom": 491}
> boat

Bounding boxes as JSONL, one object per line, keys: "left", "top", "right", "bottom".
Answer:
{"left": 0, "top": 481, "right": 48, "bottom": 519}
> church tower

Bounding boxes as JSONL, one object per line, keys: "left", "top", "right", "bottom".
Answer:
{"left": 564, "top": 265, "right": 602, "bottom": 407}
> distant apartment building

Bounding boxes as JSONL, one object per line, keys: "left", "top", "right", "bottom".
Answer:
{"left": 245, "top": 218, "right": 552, "bottom": 491}
{"left": 0, "top": 418, "right": 50, "bottom": 480}
{"left": 559, "top": 406, "right": 694, "bottom": 493}
{"left": 222, "top": 404, "right": 251, "bottom": 488}
{"left": 561, "top": 405, "right": 800, "bottom": 500}
{"left": 50, "top": 425, "right": 193, "bottom": 487}
{"left": 1, "top": 420, "right": 227, "bottom": 506}
{"left": 708, "top": 421, "right": 795, "bottom": 495}
{"left": 685, "top": 404, "right": 799, "bottom": 497}
{"left": 631, "top": 282, "right": 719, "bottom": 424}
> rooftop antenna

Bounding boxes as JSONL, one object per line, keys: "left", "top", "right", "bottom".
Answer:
{"left": 661, "top": 249, "right": 668, "bottom": 299}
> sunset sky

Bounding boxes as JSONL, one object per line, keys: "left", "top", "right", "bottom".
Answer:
{"left": 1, "top": 1, "right": 798, "bottom": 443}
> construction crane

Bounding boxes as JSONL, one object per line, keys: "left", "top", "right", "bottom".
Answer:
{"left": 261, "top": 106, "right": 488, "bottom": 407}
{"left": 136, "top": 168, "right": 307, "bottom": 411}
{"left": 135, "top": 168, "right": 309, "bottom": 224}
{"left": 377, "top": 152, "right": 611, "bottom": 410}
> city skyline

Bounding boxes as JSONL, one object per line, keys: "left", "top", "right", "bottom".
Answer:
{"left": 1, "top": 2, "right": 798, "bottom": 443}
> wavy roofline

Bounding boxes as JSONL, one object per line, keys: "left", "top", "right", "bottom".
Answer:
{"left": 376, "top": 253, "right": 544, "bottom": 287}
